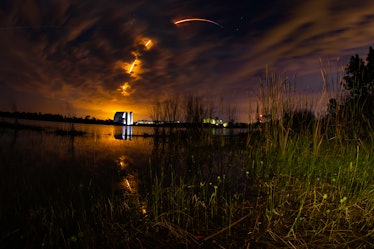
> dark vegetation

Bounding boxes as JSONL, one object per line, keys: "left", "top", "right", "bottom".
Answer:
{"left": 0, "top": 111, "right": 113, "bottom": 125}
{"left": 325, "top": 46, "right": 374, "bottom": 137}
{"left": 0, "top": 119, "right": 88, "bottom": 137}
{"left": 1, "top": 48, "right": 374, "bottom": 248}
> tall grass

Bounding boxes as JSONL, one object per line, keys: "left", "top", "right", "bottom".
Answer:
{"left": 139, "top": 65, "right": 374, "bottom": 248}
{"left": 245, "top": 65, "right": 374, "bottom": 248}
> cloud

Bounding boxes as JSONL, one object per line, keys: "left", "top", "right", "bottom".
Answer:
{"left": 1, "top": 0, "right": 374, "bottom": 121}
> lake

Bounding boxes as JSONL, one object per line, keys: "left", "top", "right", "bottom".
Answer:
{"left": 0, "top": 118, "right": 250, "bottom": 196}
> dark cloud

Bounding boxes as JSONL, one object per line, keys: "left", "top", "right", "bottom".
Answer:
{"left": 1, "top": 0, "right": 374, "bottom": 121}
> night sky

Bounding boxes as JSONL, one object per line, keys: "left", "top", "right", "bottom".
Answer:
{"left": 1, "top": 0, "right": 374, "bottom": 122}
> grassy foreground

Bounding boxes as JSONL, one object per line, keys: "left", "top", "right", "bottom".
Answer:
{"left": 1, "top": 120, "right": 373, "bottom": 249}
{"left": 140, "top": 124, "right": 374, "bottom": 248}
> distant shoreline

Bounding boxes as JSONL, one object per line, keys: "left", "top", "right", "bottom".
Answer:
{"left": 0, "top": 111, "right": 250, "bottom": 128}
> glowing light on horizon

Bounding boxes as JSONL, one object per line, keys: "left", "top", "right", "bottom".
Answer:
{"left": 174, "top": 18, "right": 224, "bottom": 28}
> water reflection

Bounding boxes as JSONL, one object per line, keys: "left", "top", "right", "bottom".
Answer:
{"left": 1, "top": 119, "right": 249, "bottom": 203}
{"left": 0, "top": 118, "right": 257, "bottom": 228}
{"left": 0, "top": 119, "right": 153, "bottom": 185}
{"left": 114, "top": 126, "right": 133, "bottom": 140}
{"left": 116, "top": 154, "right": 147, "bottom": 215}
{"left": 116, "top": 155, "right": 136, "bottom": 193}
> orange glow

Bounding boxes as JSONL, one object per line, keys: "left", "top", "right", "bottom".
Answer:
{"left": 116, "top": 59, "right": 142, "bottom": 80}
{"left": 116, "top": 61, "right": 132, "bottom": 73}
{"left": 117, "top": 155, "right": 137, "bottom": 193}
{"left": 128, "top": 59, "right": 137, "bottom": 74}
{"left": 137, "top": 37, "right": 154, "bottom": 50}
{"left": 118, "top": 155, "right": 128, "bottom": 169}
{"left": 144, "top": 39, "right": 153, "bottom": 50}
{"left": 112, "top": 35, "right": 155, "bottom": 117}
{"left": 118, "top": 82, "right": 132, "bottom": 96}
{"left": 129, "top": 59, "right": 142, "bottom": 80}
{"left": 67, "top": 99, "right": 150, "bottom": 122}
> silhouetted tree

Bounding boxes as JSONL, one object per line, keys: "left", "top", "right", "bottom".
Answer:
{"left": 184, "top": 95, "right": 206, "bottom": 124}
{"left": 342, "top": 46, "right": 374, "bottom": 127}
{"left": 344, "top": 54, "right": 366, "bottom": 99}
{"left": 282, "top": 109, "right": 315, "bottom": 133}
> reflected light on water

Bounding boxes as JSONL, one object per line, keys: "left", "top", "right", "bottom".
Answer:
{"left": 120, "top": 176, "right": 136, "bottom": 193}
{"left": 118, "top": 155, "right": 128, "bottom": 169}
{"left": 141, "top": 203, "right": 147, "bottom": 216}
{"left": 114, "top": 126, "right": 133, "bottom": 140}
{"left": 116, "top": 154, "right": 136, "bottom": 193}
{"left": 116, "top": 154, "right": 148, "bottom": 215}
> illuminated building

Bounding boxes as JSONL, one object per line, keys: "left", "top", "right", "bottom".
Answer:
{"left": 203, "top": 117, "right": 229, "bottom": 127}
{"left": 113, "top": 112, "right": 133, "bottom": 125}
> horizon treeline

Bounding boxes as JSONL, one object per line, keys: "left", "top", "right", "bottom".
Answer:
{"left": 0, "top": 111, "right": 112, "bottom": 124}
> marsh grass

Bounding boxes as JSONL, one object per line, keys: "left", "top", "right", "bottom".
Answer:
{"left": 139, "top": 125, "right": 373, "bottom": 248}
{"left": 1, "top": 66, "right": 374, "bottom": 248}
{"left": 136, "top": 66, "right": 374, "bottom": 248}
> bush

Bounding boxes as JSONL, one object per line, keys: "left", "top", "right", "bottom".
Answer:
{"left": 283, "top": 109, "right": 315, "bottom": 133}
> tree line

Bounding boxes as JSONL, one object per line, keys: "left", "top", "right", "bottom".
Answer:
{"left": 0, "top": 111, "right": 112, "bottom": 125}
{"left": 326, "top": 46, "right": 374, "bottom": 136}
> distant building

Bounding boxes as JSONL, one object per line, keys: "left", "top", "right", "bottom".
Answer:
{"left": 113, "top": 112, "right": 133, "bottom": 125}
{"left": 133, "top": 120, "right": 180, "bottom": 125}
{"left": 203, "top": 117, "right": 228, "bottom": 127}
{"left": 134, "top": 120, "right": 155, "bottom": 125}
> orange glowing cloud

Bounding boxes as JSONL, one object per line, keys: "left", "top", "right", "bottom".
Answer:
{"left": 136, "top": 37, "right": 154, "bottom": 50}
{"left": 118, "top": 82, "right": 133, "bottom": 96}
{"left": 128, "top": 59, "right": 137, "bottom": 74}
{"left": 115, "top": 58, "right": 142, "bottom": 80}
{"left": 144, "top": 39, "right": 153, "bottom": 50}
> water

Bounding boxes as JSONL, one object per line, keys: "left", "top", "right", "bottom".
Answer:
{"left": 0, "top": 118, "right": 249, "bottom": 197}
{"left": 0, "top": 118, "right": 253, "bottom": 247}
{"left": 0, "top": 119, "right": 157, "bottom": 195}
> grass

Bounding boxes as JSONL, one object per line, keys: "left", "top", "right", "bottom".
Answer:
{"left": 140, "top": 127, "right": 374, "bottom": 248}
{"left": 1, "top": 68, "right": 374, "bottom": 248}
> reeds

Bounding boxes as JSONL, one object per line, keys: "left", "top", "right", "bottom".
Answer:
{"left": 139, "top": 64, "right": 374, "bottom": 248}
